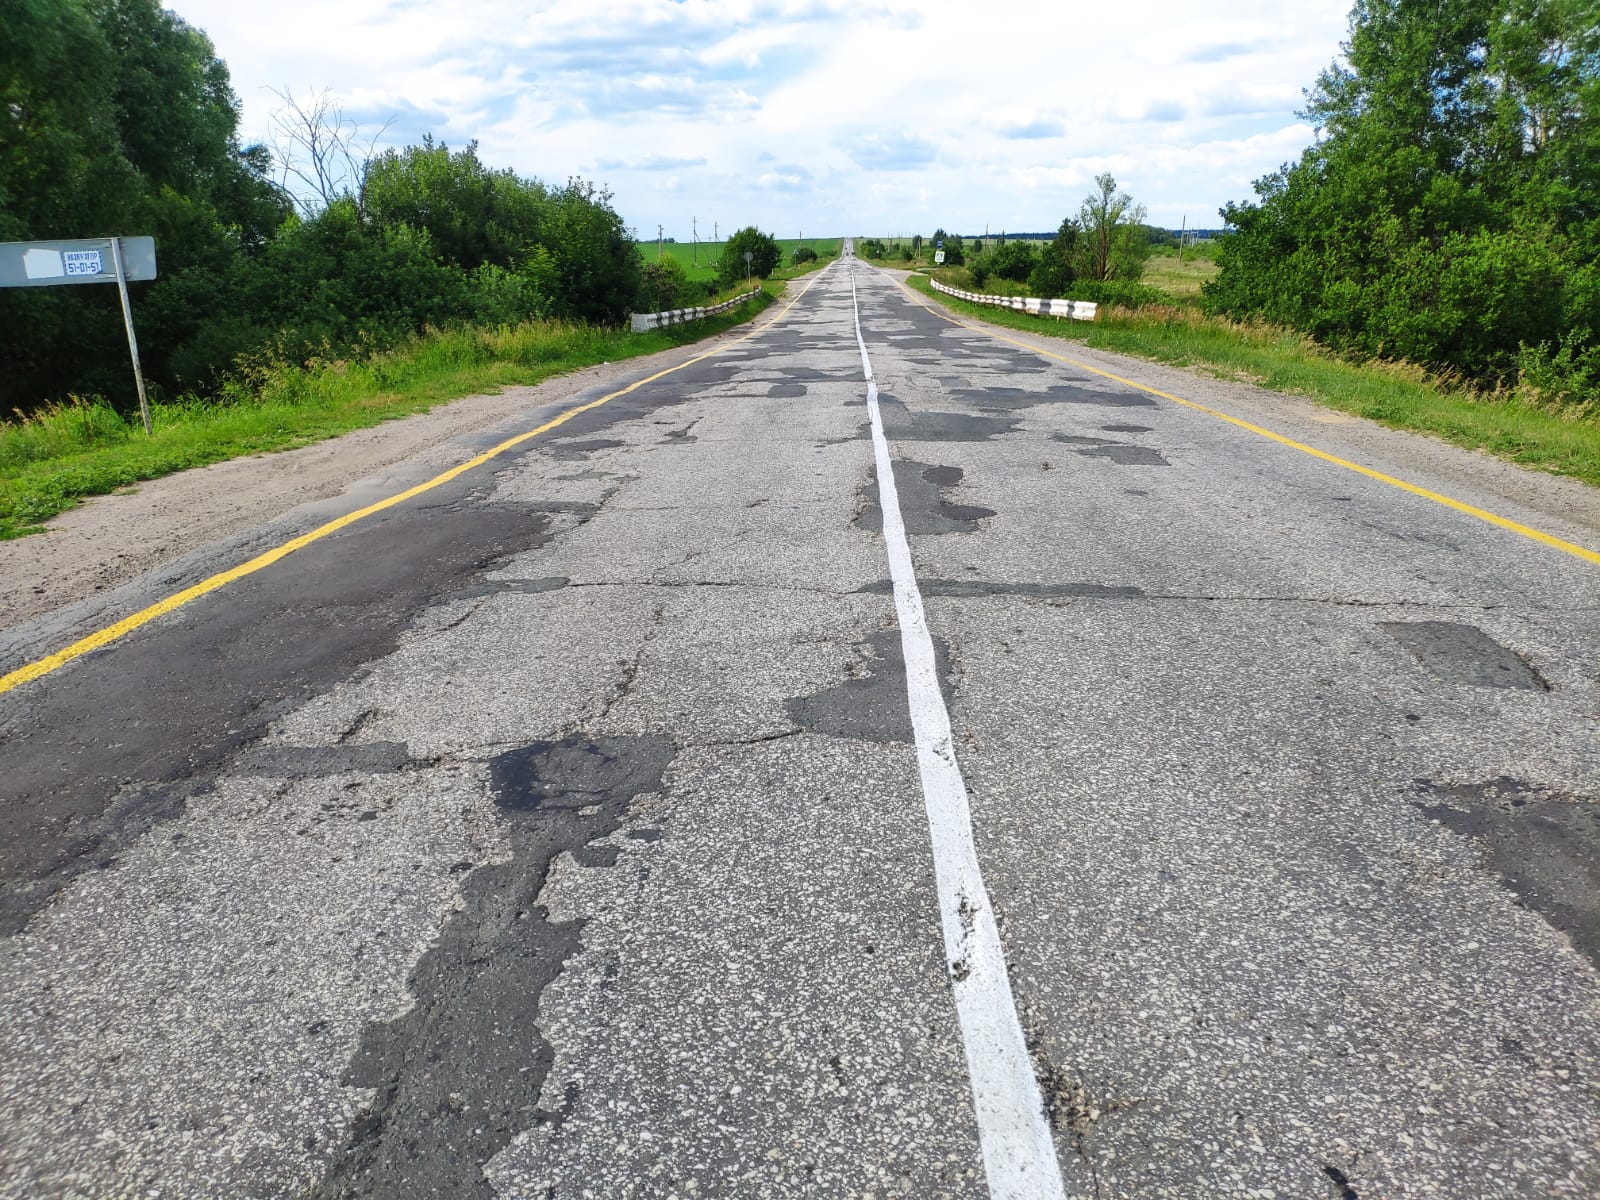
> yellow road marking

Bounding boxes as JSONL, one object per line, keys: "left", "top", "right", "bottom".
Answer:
{"left": 0, "top": 272, "right": 829, "bottom": 697}
{"left": 898, "top": 275, "right": 1600, "bottom": 569}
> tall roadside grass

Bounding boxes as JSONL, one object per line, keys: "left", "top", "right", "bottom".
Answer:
{"left": 0, "top": 288, "right": 777, "bottom": 540}
{"left": 904, "top": 274, "right": 1600, "bottom": 490}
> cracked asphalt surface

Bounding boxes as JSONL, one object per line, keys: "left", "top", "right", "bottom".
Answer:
{"left": 2, "top": 259, "right": 1599, "bottom": 1198}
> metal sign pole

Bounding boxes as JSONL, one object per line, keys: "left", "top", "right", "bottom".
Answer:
{"left": 109, "top": 236, "right": 152, "bottom": 436}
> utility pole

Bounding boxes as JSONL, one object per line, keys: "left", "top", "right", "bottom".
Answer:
{"left": 713, "top": 221, "right": 718, "bottom": 245}
{"left": 657, "top": 224, "right": 662, "bottom": 261}
{"left": 693, "top": 217, "right": 698, "bottom": 266}
{"left": 1179, "top": 215, "right": 1186, "bottom": 265}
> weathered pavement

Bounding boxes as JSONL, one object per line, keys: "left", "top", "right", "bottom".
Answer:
{"left": 2, "top": 258, "right": 1598, "bottom": 1198}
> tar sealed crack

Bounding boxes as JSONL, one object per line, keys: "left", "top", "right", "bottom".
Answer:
{"left": 308, "top": 733, "right": 676, "bottom": 1200}
{"left": 1324, "top": 1164, "right": 1361, "bottom": 1199}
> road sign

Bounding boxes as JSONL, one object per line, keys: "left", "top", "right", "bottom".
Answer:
{"left": 935, "top": 251, "right": 946, "bottom": 264}
{"left": 0, "top": 236, "right": 159, "bottom": 434}
{"left": 0, "top": 237, "right": 156, "bottom": 288}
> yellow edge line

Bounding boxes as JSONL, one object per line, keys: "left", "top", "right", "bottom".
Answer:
{"left": 0, "top": 273, "right": 829, "bottom": 697}
{"left": 899, "top": 274, "right": 1600, "bottom": 569}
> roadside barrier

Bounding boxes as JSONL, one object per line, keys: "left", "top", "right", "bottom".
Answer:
{"left": 929, "top": 278, "right": 1097, "bottom": 321}
{"left": 630, "top": 288, "right": 761, "bottom": 333}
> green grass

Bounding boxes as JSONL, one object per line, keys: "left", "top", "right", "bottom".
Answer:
{"left": 0, "top": 287, "right": 779, "bottom": 539}
{"left": 903, "top": 273, "right": 1600, "bottom": 489}
{"left": 636, "top": 237, "right": 842, "bottom": 282}
{"left": 1140, "top": 246, "right": 1220, "bottom": 300}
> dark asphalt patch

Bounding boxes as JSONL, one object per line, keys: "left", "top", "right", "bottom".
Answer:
{"left": 1379, "top": 622, "right": 1549, "bottom": 690}
{"left": 310, "top": 733, "right": 678, "bottom": 1200}
{"left": 1043, "top": 384, "right": 1157, "bottom": 408}
{"left": 784, "top": 629, "right": 952, "bottom": 742}
{"left": 1412, "top": 776, "right": 1600, "bottom": 969}
{"left": 1052, "top": 434, "right": 1170, "bottom": 466}
{"left": 767, "top": 383, "right": 807, "bottom": 398}
{"left": 548, "top": 438, "right": 624, "bottom": 458}
{"left": 855, "top": 462, "right": 997, "bottom": 535}
{"left": 878, "top": 396, "right": 1019, "bottom": 442}
{"left": 0, "top": 495, "right": 553, "bottom": 936}
{"left": 857, "top": 579, "right": 1143, "bottom": 600}
{"left": 1100, "top": 424, "right": 1153, "bottom": 434}
{"left": 232, "top": 742, "right": 420, "bottom": 779}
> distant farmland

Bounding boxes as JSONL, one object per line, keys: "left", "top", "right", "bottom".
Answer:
{"left": 634, "top": 237, "right": 842, "bottom": 281}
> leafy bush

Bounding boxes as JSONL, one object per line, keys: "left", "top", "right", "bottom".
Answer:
{"left": 717, "top": 227, "right": 781, "bottom": 285}
{"left": 638, "top": 257, "right": 690, "bottom": 311}
{"left": 792, "top": 245, "right": 818, "bottom": 265}
{"left": 988, "top": 240, "right": 1038, "bottom": 282}
{"left": 1028, "top": 220, "right": 1079, "bottom": 297}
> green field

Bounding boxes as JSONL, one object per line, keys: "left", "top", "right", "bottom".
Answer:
{"left": 636, "top": 237, "right": 842, "bottom": 281}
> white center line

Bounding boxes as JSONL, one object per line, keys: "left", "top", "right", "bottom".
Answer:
{"left": 847, "top": 266, "right": 1068, "bottom": 1200}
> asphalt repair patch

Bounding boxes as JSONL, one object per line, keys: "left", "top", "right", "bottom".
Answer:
{"left": 785, "top": 628, "right": 954, "bottom": 742}
{"left": 0, "top": 492, "right": 553, "bottom": 936}
{"left": 309, "top": 733, "right": 677, "bottom": 1200}
{"left": 1379, "top": 621, "right": 1549, "bottom": 690}
{"left": 1412, "top": 776, "right": 1600, "bottom": 969}
{"left": 855, "top": 461, "right": 996, "bottom": 535}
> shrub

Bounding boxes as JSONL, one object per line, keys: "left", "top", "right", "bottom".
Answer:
{"left": 792, "top": 245, "right": 818, "bottom": 265}
{"left": 717, "top": 227, "right": 781, "bottom": 285}
{"left": 638, "top": 257, "right": 689, "bottom": 311}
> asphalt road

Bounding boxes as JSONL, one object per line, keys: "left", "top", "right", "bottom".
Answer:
{"left": 2, "top": 257, "right": 1598, "bottom": 1199}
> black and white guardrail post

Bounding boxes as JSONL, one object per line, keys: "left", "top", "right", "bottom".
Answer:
{"left": 629, "top": 287, "right": 762, "bottom": 333}
{"left": 0, "top": 236, "right": 160, "bottom": 434}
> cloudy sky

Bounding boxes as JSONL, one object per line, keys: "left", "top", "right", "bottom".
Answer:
{"left": 172, "top": 0, "right": 1353, "bottom": 241}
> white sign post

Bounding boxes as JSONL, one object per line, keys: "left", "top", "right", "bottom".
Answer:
{"left": 0, "top": 236, "right": 159, "bottom": 435}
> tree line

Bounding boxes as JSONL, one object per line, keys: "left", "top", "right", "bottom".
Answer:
{"left": 864, "top": 173, "right": 1163, "bottom": 306}
{"left": 1, "top": 0, "right": 742, "bottom": 418}
{"left": 1207, "top": 0, "right": 1597, "bottom": 408}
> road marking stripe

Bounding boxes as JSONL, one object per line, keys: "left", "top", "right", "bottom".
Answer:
{"left": 849, "top": 267, "right": 1067, "bottom": 1200}
{"left": 899, "top": 274, "right": 1600, "bottom": 569}
{"left": 0, "top": 272, "right": 831, "bottom": 698}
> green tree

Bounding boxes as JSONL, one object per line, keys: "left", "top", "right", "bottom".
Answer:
{"left": 360, "top": 138, "right": 544, "bottom": 270}
{"left": 717, "top": 226, "right": 780, "bottom": 283}
{"left": 1075, "top": 174, "right": 1150, "bottom": 281}
{"left": 0, "top": 0, "right": 286, "bottom": 411}
{"left": 1207, "top": 0, "right": 1599, "bottom": 390}
{"left": 1029, "top": 219, "right": 1079, "bottom": 296}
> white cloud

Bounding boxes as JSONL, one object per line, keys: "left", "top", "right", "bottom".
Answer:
{"left": 172, "top": 0, "right": 1350, "bottom": 238}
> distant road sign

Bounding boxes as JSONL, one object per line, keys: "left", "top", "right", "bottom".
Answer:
{"left": 935, "top": 251, "right": 946, "bottom": 264}
{"left": 0, "top": 237, "right": 157, "bottom": 288}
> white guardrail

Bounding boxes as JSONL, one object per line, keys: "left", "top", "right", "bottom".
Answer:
{"left": 929, "top": 278, "right": 1096, "bottom": 321}
{"left": 630, "top": 288, "right": 761, "bottom": 333}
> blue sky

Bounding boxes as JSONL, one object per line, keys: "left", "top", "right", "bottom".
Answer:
{"left": 174, "top": 0, "right": 1353, "bottom": 240}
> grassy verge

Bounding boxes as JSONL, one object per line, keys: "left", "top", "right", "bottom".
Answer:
{"left": 0, "top": 286, "right": 779, "bottom": 539}
{"left": 902, "top": 273, "right": 1600, "bottom": 489}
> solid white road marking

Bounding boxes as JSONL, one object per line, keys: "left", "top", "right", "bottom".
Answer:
{"left": 848, "top": 267, "right": 1068, "bottom": 1199}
